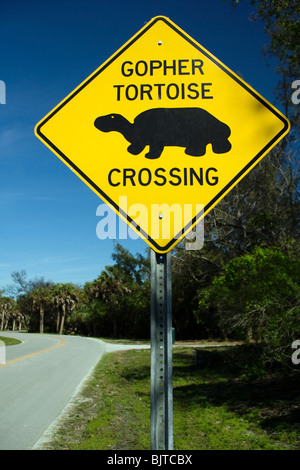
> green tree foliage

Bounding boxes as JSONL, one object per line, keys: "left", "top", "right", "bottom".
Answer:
{"left": 0, "top": 294, "right": 17, "bottom": 331}
{"left": 2, "top": 246, "right": 150, "bottom": 338}
{"left": 227, "top": 0, "right": 300, "bottom": 65}
{"left": 52, "top": 283, "right": 80, "bottom": 334}
{"left": 85, "top": 267, "right": 131, "bottom": 337}
{"left": 110, "top": 244, "right": 150, "bottom": 338}
{"left": 79, "top": 244, "right": 150, "bottom": 339}
{"left": 7, "top": 270, "right": 53, "bottom": 298}
{"left": 172, "top": 243, "right": 225, "bottom": 339}
{"left": 196, "top": 247, "right": 300, "bottom": 365}
{"left": 8, "top": 275, "right": 80, "bottom": 335}
{"left": 29, "top": 285, "right": 54, "bottom": 334}
{"left": 111, "top": 243, "right": 150, "bottom": 284}
{"left": 225, "top": 0, "right": 300, "bottom": 133}
{"left": 171, "top": 139, "right": 299, "bottom": 341}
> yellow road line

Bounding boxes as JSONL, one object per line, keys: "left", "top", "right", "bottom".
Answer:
{"left": 0, "top": 337, "right": 66, "bottom": 368}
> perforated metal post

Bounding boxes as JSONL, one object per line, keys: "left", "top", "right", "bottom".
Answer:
{"left": 150, "top": 250, "right": 173, "bottom": 450}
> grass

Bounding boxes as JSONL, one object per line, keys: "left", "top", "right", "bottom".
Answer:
{"left": 0, "top": 335, "right": 22, "bottom": 346}
{"left": 36, "top": 344, "right": 300, "bottom": 450}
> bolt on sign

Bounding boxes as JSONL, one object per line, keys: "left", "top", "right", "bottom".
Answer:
{"left": 35, "top": 16, "right": 290, "bottom": 253}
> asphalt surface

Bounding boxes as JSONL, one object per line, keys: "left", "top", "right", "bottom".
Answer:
{"left": 0, "top": 332, "right": 150, "bottom": 450}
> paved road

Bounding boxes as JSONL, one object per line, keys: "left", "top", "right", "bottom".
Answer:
{"left": 0, "top": 332, "right": 149, "bottom": 450}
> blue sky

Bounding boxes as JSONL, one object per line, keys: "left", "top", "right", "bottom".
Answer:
{"left": 0, "top": 0, "right": 284, "bottom": 290}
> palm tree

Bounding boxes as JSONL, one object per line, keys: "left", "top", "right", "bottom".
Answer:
{"left": 52, "top": 283, "right": 80, "bottom": 335}
{"left": 15, "top": 311, "right": 25, "bottom": 331}
{"left": 30, "top": 286, "right": 52, "bottom": 334}
{"left": 0, "top": 296, "right": 15, "bottom": 331}
{"left": 87, "top": 267, "right": 130, "bottom": 337}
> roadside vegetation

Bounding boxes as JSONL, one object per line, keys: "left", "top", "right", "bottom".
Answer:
{"left": 36, "top": 345, "right": 300, "bottom": 450}
{"left": 0, "top": 336, "right": 21, "bottom": 346}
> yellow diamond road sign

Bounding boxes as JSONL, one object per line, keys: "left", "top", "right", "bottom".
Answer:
{"left": 35, "top": 16, "right": 290, "bottom": 253}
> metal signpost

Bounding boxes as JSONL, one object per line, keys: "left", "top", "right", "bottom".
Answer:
{"left": 150, "top": 251, "right": 173, "bottom": 450}
{"left": 35, "top": 16, "right": 290, "bottom": 451}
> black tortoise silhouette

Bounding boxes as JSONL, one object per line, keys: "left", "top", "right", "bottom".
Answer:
{"left": 94, "top": 107, "right": 231, "bottom": 159}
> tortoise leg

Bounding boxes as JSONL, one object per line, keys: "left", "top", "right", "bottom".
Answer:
{"left": 185, "top": 146, "right": 206, "bottom": 157}
{"left": 211, "top": 139, "right": 231, "bottom": 154}
{"left": 127, "top": 143, "right": 145, "bottom": 155}
{"left": 145, "top": 144, "right": 164, "bottom": 159}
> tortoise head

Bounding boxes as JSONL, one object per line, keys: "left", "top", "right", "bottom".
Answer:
{"left": 94, "top": 114, "right": 124, "bottom": 132}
